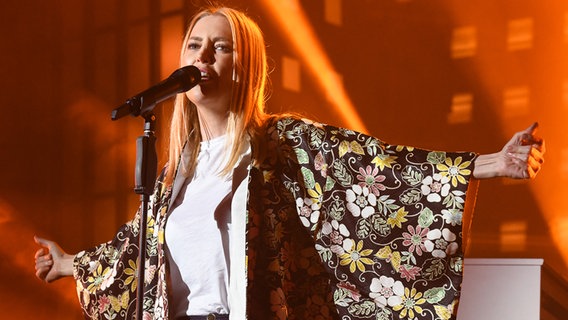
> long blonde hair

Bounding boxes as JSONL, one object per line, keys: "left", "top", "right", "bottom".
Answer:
{"left": 164, "top": 7, "right": 270, "bottom": 186}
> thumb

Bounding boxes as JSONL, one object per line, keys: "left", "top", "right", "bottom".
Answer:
{"left": 524, "top": 122, "right": 538, "bottom": 135}
{"left": 34, "top": 236, "right": 54, "bottom": 250}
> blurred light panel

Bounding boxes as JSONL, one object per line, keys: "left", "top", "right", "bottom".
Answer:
{"left": 324, "top": 0, "right": 342, "bottom": 26}
{"left": 503, "top": 86, "right": 530, "bottom": 117}
{"left": 562, "top": 148, "right": 568, "bottom": 179}
{"left": 507, "top": 18, "right": 533, "bottom": 51}
{"left": 500, "top": 220, "right": 527, "bottom": 252}
{"left": 451, "top": 26, "right": 477, "bottom": 58}
{"left": 282, "top": 56, "right": 301, "bottom": 92}
{"left": 448, "top": 93, "right": 473, "bottom": 124}
{"left": 160, "top": 15, "right": 184, "bottom": 78}
{"left": 563, "top": 80, "right": 568, "bottom": 109}
{"left": 564, "top": 12, "right": 568, "bottom": 42}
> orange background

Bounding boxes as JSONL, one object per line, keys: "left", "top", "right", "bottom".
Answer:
{"left": 0, "top": 0, "right": 566, "bottom": 318}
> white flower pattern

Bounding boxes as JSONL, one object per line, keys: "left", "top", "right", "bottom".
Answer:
{"left": 322, "top": 219, "right": 350, "bottom": 246}
{"left": 346, "top": 185, "right": 376, "bottom": 218}
{"left": 421, "top": 173, "right": 450, "bottom": 202}
{"left": 296, "top": 197, "right": 321, "bottom": 228}
{"left": 425, "top": 228, "right": 458, "bottom": 258}
{"left": 369, "top": 276, "right": 405, "bottom": 307}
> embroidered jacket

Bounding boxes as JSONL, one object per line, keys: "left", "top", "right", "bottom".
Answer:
{"left": 73, "top": 117, "right": 478, "bottom": 320}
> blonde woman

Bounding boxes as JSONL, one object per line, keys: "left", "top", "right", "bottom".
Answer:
{"left": 35, "top": 6, "right": 544, "bottom": 320}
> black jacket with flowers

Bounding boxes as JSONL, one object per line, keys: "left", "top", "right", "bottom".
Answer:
{"left": 73, "top": 117, "right": 477, "bottom": 320}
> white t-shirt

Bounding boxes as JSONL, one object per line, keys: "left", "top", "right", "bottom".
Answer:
{"left": 165, "top": 136, "right": 249, "bottom": 318}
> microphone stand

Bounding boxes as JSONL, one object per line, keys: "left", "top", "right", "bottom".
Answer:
{"left": 133, "top": 112, "right": 157, "bottom": 320}
{"left": 112, "top": 101, "right": 158, "bottom": 320}
{"left": 110, "top": 66, "right": 200, "bottom": 319}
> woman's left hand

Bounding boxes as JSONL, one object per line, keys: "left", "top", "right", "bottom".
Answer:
{"left": 501, "top": 122, "right": 545, "bottom": 179}
{"left": 473, "top": 122, "right": 545, "bottom": 179}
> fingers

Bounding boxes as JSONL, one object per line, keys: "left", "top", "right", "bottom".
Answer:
{"left": 512, "top": 122, "right": 543, "bottom": 147}
{"left": 505, "top": 122, "right": 545, "bottom": 155}
{"left": 527, "top": 153, "right": 542, "bottom": 176}
{"left": 535, "top": 138, "right": 546, "bottom": 154}
{"left": 520, "top": 122, "right": 545, "bottom": 150}
{"left": 519, "top": 134, "right": 545, "bottom": 150}
{"left": 34, "top": 235, "right": 64, "bottom": 257}
{"left": 530, "top": 145, "right": 545, "bottom": 164}
{"left": 506, "top": 144, "right": 531, "bottom": 161}
{"left": 34, "top": 247, "right": 44, "bottom": 259}
{"left": 35, "top": 252, "right": 53, "bottom": 282}
{"left": 508, "top": 143, "right": 545, "bottom": 161}
{"left": 34, "top": 247, "right": 53, "bottom": 269}
{"left": 505, "top": 144, "right": 543, "bottom": 179}
{"left": 35, "top": 256, "right": 53, "bottom": 270}
{"left": 34, "top": 235, "right": 55, "bottom": 282}
{"left": 34, "top": 236, "right": 52, "bottom": 267}
{"left": 35, "top": 268, "right": 47, "bottom": 280}
{"left": 526, "top": 160, "right": 540, "bottom": 179}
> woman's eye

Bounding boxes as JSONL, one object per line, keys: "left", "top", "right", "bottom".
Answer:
{"left": 188, "top": 42, "right": 200, "bottom": 50}
{"left": 215, "top": 44, "right": 232, "bottom": 52}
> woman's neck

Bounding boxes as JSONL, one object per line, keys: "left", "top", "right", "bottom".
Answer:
{"left": 196, "top": 104, "right": 229, "bottom": 141}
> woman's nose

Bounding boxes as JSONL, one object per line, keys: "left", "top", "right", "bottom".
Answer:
{"left": 196, "top": 45, "right": 214, "bottom": 64}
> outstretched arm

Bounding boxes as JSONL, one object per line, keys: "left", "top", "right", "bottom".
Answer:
{"left": 34, "top": 236, "right": 75, "bottom": 283}
{"left": 473, "top": 122, "right": 545, "bottom": 179}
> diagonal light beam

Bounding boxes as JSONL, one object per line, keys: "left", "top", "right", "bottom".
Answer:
{"left": 259, "top": 0, "right": 369, "bottom": 133}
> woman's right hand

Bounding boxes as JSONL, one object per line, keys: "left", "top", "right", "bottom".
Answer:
{"left": 34, "top": 236, "right": 75, "bottom": 283}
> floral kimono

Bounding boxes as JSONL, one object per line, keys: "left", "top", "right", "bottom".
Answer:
{"left": 74, "top": 117, "right": 478, "bottom": 320}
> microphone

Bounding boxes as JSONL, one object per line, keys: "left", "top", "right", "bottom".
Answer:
{"left": 111, "top": 65, "right": 201, "bottom": 120}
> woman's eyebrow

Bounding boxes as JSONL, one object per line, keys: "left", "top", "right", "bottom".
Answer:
{"left": 212, "top": 36, "right": 232, "bottom": 42}
{"left": 188, "top": 36, "right": 232, "bottom": 43}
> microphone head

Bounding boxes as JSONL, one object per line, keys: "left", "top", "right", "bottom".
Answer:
{"left": 171, "top": 65, "right": 201, "bottom": 92}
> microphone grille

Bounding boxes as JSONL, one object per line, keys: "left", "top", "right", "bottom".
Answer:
{"left": 172, "top": 65, "right": 201, "bottom": 92}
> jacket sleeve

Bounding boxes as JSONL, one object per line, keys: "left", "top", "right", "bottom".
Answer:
{"left": 277, "top": 117, "right": 478, "bottom": 320}
{"left": 73, "top": 167, "right": 171, "bottom": 320}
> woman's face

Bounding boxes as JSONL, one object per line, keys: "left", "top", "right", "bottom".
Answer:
{"left": 183, "top": 15, "right": 234, "bottom": 110}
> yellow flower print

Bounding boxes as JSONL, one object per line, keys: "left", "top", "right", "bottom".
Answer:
{"left": 436, "top": 156, "right": 472, "bottom": 187}
{"left": 371, "top": 154, "right": 398, "bottom": 171}
{"left": 393, "top": 287, "right": 427, "bottom": 319}
{"left": 307, "top": 183, "right": 323, "bottom": 207}
{"left": 86, "top": 263, "right": 114, "bottom": 293}
{"left": 339, "top": 240, "right": 374, "bottom": 273}
{"left": 387, "top": 208, "right": 408, "bottom": 229}
{"left": 123, "top": 259, "right": 138, "bottom": 292}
